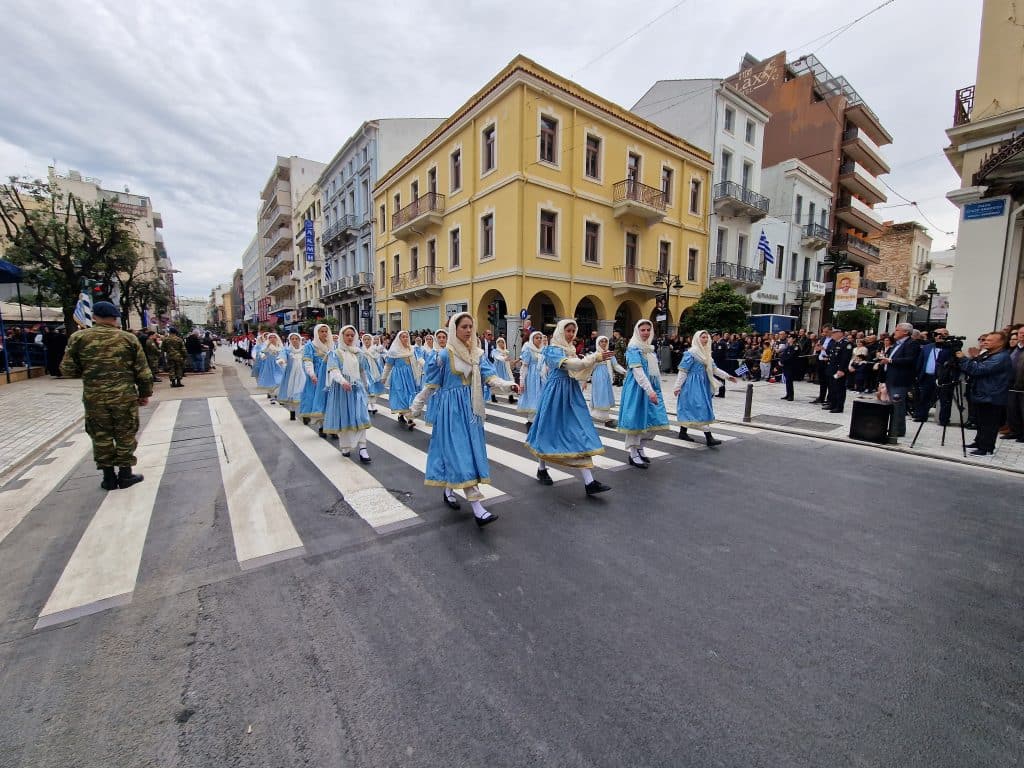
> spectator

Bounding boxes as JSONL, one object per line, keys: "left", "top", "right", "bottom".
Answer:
{"left": 810, "top": 325, "right": 833, "bottom": 404}
{"left": 185, "top": 331, "right": 205, "bottom": 373}
{"left": 759, "top": 339, "right": 773, "bottom": 380}
{"left": 957, "top": 331, "right": 1014, "bottom": 455}
{"left": 202, "top": 332, "right": 216, "bottom": 371}
{"left": 914, "top": 328, "right": 956, "bottom": 425}
{"left": 999, "top": 329, "right": 1023, "bottom": 442}
{"left": 878, "top": 322, "right": 920, "bottom": 437}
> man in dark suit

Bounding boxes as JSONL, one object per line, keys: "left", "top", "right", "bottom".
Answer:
{"left": 825, "top": 328, "right": 854, "bottom": 413}
{"left": 779, "top": 333, "right": 800, "bottom": 401}
{"left": 914, "top": 327, "right": 955, "bottom": 424}
{"left": 810, "top": 325, "right": 833, "bottom": 404}
{"left": 879, "top": 322, "right": 920, "bottom": 437}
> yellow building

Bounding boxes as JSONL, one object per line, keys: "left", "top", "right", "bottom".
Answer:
{"left": 372, "top": 55, "right": 712, "bottom": 342}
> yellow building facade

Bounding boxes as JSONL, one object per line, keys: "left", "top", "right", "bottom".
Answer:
{"left": 372, "top": 56, "right": 712, "bottom": 342}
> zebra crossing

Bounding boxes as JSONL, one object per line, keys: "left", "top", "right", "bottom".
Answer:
{"left": 2, "top": 391, "right": 743, "bottom": 631}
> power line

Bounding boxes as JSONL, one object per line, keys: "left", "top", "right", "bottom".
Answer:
{"left": 793, "top": 0, "right": 898, "bottom": 55}
{"left": 573, "top": 0, "right": 693, "bottom": 77}
{"left": 877, "top": 177, "right": 954, "bottom": 235}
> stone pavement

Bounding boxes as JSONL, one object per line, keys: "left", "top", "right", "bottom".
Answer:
{"left": 657, "top": 373, "right": 1024, "bottom": 474}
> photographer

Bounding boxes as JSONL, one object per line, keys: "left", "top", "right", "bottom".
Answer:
{"left": 914, "top": 328, "right": 959, "bottom": 425}
{"left": 956, "top": 331, "right": 1013, "bottom": 456}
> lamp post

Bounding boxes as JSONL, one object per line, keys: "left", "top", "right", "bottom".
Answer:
{"left": 923, "top": 280, "right": 938, "bottom": 332}
{"left": 821, "top": 251, "right": 850, "bottom": 323}
{"left": 653, "top": 272, "right": 683, "bottom": 338}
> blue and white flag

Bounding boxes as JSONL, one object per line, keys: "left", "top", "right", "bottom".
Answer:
{"left": 73, "top": 291, "right": 93, "bottom": 328}
{"left": 758, "top": 229, "right": 774, "bottom": 264}
{"left": 141, "top": 308, "right": 151, "bottom": 328}
{"left": 324, "top": 260, "right": 332, "bottom": 281}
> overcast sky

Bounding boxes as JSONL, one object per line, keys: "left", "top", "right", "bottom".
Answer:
{"left": 1, "top": 0, "right": 980, "bottom": 297}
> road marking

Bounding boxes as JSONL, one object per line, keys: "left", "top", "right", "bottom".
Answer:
{"left": 480, "top": 419, "right": 622, "bottom": 471}
{"left": 484, "top": 407, "right": 670, "bottom": 458}
{"left": 252, "top": 396, "right": 420, "bottom": 532}
{"left": 210, "top": 397, "right": 305, "bottom": 569}
{"left": 36, "top": 400, "right": 181, "bottom": 629}
{"left": 0, "top": 432, "right": 92, "bottom": 547}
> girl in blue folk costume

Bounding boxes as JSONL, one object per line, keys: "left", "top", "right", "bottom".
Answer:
{"left": 517, "top": 331, "right": 546, "bottom": 426}
{"left": 298, "top": 323, "right": 333, "bottom": 434}
{"left": 491, "top": 337, "right": 517, "bottom": 404}
{"left": 525, "top": 319, "right": 615, "bottom": 496}
{"left": 420, "top": 334, "right": 437, "bottom": 368}
{"left": 255, "top": 332, "right": 285, "bottom": 402}
{"left": 382, "top": 330, "right": 421, "bottom": 430}
{"left": 409, "top": 312, "right": 518, "bottom": 527}
{"left": 617, "top": 320, "right": 670, "bottom": 468}
{"left": 411, "top": 335, "right": 426, "bottom": 385}
{"left": 673, "top": 329, "right": 737, "bottom": 447}
{"left": 590, "top": 334, "right": 626, "bottom": 427}
{"left": 361, "top": 333, "right": 384, "bottom": 415}
{"left": 250, "top": 332, "right": 267, "bottom": 379}
{"left": 277, "top": 333, "right": 307, "bottom": 420}
{"left": 324, "top": 325, "right": 373, "bottom": 463}
{"left": 423, "top": 327, "right": 448, "bottom": 426}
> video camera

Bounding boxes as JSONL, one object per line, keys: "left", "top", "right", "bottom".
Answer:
{"left": 935, "top": 334, "right": 966, "bottom": 353}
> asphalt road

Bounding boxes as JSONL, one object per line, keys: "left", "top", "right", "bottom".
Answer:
{"left": 0, "top": 366, "right": 1021, "bottom": 767}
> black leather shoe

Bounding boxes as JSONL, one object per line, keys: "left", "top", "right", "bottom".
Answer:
{"left": 705, "top": 436, "right": 723, "bottom": 447}
{"left": 829, "top": 409, "right": 844, "bottom": 414}
{"left": 678, "top": 428, "right": 694, "bottom": 442}
{"left": 117, "top": 467, "right": 144, "bottom": 489}
{"left": 341, "top": 450, "right": 350, "bottom": 457}
{"left": 443, "top": 492, "right": 461, "bottom": 510}
{"left": 302, "top": 417, "right": 310, "bottom": 425}
{"left": 100, "top": 467, "right": 119, "bottom": 491}
{"left": 359, "top": 451, "right": 372, "bottom": 464}
{"left": 290, "top": 411, "right": 296, "bottom": 421}
{"left": 490, "top": 395, "right": 498, "bottom": 403}
{"left": 780, "top": 396, "right": 793, "bottom": 400}
{"left": 585, "top": 480, "right": 611, "bottom": 495}
{"left": 969, "top": 449, "right": 993, "bottom": 456}
{"left": 628, "top": 457, "right": 648, "bottom": 469}
{"left": 639, "top": 454, "right": 651, "bottom": 464}
{"left": 966, "top": 442, "right": 979, "bottom": 448}
{"left": 810, "top": 399, "right": 822, "bottom": 404}
{"left": 475, "top": 510, "right": 498, "bottom": 527}
{"left": 536, "top": 469, "right": 553, "bottom": 486}
{"left": 605, "top": 419, "right": 618, "bottom": 428}
{"left": 999, "top": 433, "right": 1020, "bottom": 440}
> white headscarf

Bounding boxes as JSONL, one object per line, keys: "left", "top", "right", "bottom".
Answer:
{"left": 434, "top": 328, "right": 448, "bottom": 349}
{"left": 423, "top": 334, "right": 435, "bottom": 350}
{"left": 387, "top": 331, "right": 422, "bottom": 379}
{"left": 550, "top": 319, "right": 589, "bottom": 382}
{"left": 494, "top": 336, "right": 508, "bottom": 360}
{"left": 528, "top": 330, "right": 544, "bottom": 353}
{"left": 265, "top": 332, "right": 282, "bottom": 355}
{"left": 446, "top": 311, "right": 486, "bottom": 419}
{"left": 597, "top": 335, "right": 614, "bottom": 378}
{"left": 311, "top": 323, "right": 332, "bottom": 358}
{"left": 287, "top": 332, "right": 303, "bottom": 350}
{"left": 688, "top": 329, "right": 719, "bottom": 390}
{"left": 361, "top": 333, "right": 380, "bottom": 361}
{"left": 335, "top": 325, "right": 363, "bottom": 382}
{"left": 628, "top": 320, "right": 658, "bottom": 375}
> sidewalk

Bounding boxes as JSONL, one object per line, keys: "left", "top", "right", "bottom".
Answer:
{"left": 671, "top": 374, "right": 1024, "bottom": 474}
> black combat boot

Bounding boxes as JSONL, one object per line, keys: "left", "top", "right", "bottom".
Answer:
{"left": 100, "top": 467, "right": 119, "bottom": 491}
{"left": 118, "top": 466, "right": 144, "bottom": 489}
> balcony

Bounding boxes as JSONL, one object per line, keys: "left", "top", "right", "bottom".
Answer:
{"left": 266, "top": 274, "right": 295, "bottom": 298}
{"left": 712, "top": 181, "right": 769, "bottom": 221}
{"left": 844, "top": 102, "right": 893, "bottom": 147}
{"left": 612, "top": 180, "right": 667, "bottom": 223}
{"left": 915, "top": 260, "right": 932, "bottom": 275}
{"left": 799, "top": 279, "right": 828, "bottom": 296}
{"left": 152, "top": 210, "right": 164, "bottom": 229}
{"left": 800, "top": 223, "right": 831, "bottom": 250}
{"left": 709, "top": 260, "right": 764, "bottom": 289}
{"left": 835, "top": 195, "right": 884, "bottom": 237}
{"left": 390, "top": 266, "right": 443, "bottom": 300}
{"left": 322, "top": 214, "right": 360, "bottom": 249}
{"left": 260, "top": 205, "right": 289, "bottom": 236}
{"left": 953, "top": 84, "right": 974, "bottom": 127}
{"left": 833, "top": 232, "right": 881, "bottom": 265}
{"left": 841, "top": 127, "right": 890, "bottom": 176}
{"left": 610, "top": 265, "right": 669, "bottom": 297}
{"left": 264, "top": 228, "right": 292, "bottom": 270}
{"left": 838, "top": 161, "right": 887, "bottom": 206}
{"left": 323, "top": 271, "right": 375, "bottom": 301}
{"left": 392, "top": 193, "right": 445, "bottom": 240}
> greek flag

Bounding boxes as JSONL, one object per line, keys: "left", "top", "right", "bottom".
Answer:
{"left": 324, "top": 261, "right": 332, "bottom": 281}
{"left": 73, "top": 291, "right": 93, "bottom": 328}
{"left": 758, "top": 229, "right": 774, "bottom": 264}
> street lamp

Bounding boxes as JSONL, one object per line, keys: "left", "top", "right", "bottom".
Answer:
{"left": 820, "top": 251, "right": 850, "bottom": 322}
{"left": 923, "top": 280, "right": 938, "bottom": 331}
{"left": 653, "top": 272, "right": 684, "bottom": 337}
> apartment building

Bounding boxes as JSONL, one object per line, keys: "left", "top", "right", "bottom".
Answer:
{"left": 632, "top": 78, "right": 771, "bottom": 296}
{"left": 241, "top": 234, "right": 261, "bottom": 327}
{"left": 319, "top": 119, "right": 445, "bottom": 330}
{"left": 865, "top": 221, "right": 933, "bottom": 332}
{"left": 372, "top": 55, "right": 712, "bottom": 342}
{"left": 944, "top": 0, "right": 1024, "bottom": 339}
{"left": 292, "top": 183, "right": 323, "bottom": 325}
{"left": 728, "top": 52, "right": 893, "bottom": 313}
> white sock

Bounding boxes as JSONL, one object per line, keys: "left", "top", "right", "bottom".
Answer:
{"left": 629, "top": 447, "right": 640, "bottom": 459}
{"left": 537, "top": 459, "right": 547, "bottom": 471}
{"left": 470, "top": 500, "right": 490, "bottom": 519}
{"left": 445, "top": 487, "right": 458, "bottom": 501}
{"left": 358, "top": 447, "right": 369, "bottom": 459}
{"left": 581, "top": 468, "right": 595, "bottom": 484}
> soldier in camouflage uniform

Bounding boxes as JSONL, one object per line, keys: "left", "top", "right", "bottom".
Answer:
{"left": 60, "top": 302, "right": 154, "bottom": 491}
{"left": 162, "top": 327, "right": 186, "bottom": 387}
{"left": 144, "top": 331, "right": 163, "bottom": 383}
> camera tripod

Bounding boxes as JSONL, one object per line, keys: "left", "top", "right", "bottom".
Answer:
{"left": 909, "top": 374, "right": 968, "bottom": 457}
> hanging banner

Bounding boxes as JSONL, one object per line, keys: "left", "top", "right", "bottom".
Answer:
{"left": 304, "top": 220, "right": 315, "bottom": 263}
{"left": 833, "top": 271, "right": 860, "bottom": 312}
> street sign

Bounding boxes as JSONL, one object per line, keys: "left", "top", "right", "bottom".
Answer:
{"left": 963, "top": 199, "right": 1006, "bottom": 220}
{"left": 520, "top": 308, "right": 528, "bottom": 320}
{"left": 360, "top": 309, "right": 371, "bottom": 318}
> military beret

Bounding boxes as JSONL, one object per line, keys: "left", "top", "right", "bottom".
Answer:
{"left": 92, "top": 301, "right": 121, "bottom": 318}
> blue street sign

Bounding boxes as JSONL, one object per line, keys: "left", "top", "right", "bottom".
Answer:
{"left": 360, "top": 309, "right": 371, "bottom": 318}
{"left": 304, "top": 219, "right": 315, "bottom": 262}
{"left": 520, "top": 308, "right": 528, "bottom": 320}
{"left": 963, "top": 199, "right": 1006, "bottom": 220}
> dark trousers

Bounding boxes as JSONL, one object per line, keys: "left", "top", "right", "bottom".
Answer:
{"left": 782, "top": 364, "right": 797, "bottom": 399}
{"left": 827, "top": 373, "right": 847, "bottom": 411}
{"left": 1006, "top": 389, "right": 1023, "bottom": 436}
{"left": 817, "top": 360, "right": 829, "bottom": 401}
{"left": 915, "top": 374, "right": 937, "bottom": 420}
{"left": 973, "top": 401, "right": 1006, "bottom": 451}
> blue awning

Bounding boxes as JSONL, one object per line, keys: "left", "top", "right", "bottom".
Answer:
{"left": 0, "top": 259, "right": 23, "bottom": 284}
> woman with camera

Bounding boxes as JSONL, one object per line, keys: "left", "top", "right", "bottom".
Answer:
{"left": 956, "top": 331, "right": 1013, "bottom": 456}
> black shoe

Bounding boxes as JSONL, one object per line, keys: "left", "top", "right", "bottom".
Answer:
{"left": 604, "top": 419, "right": 618, "bottom": 428}
{"left": 329, "top": 433, "right": 339, "bottom": 440}
{"left": 302, "top": 417, "right": 310, "bottom": 425}
{"left": 705, "top": 435, "right": 723, "bottom": 447}
{"left": 508, "top": 396, "right": 516, "bottom": 404}
{"left": 999, "top": 433, "right": 1020, "bottom": 440}
{"left": 368, "top": 408, "right": 377, "bottom": 415}
{"left": 780, "top": 396, "right": 793, "bottom": 400}
{"left": 585, "top": 480, "right": 611, "bottom": 496}
{"left": 341, "top": 450, "right": 351, "bottom": 457}
{"left": 964, "top": 422, "right": 977, "bottom": 430}
{"left": 966, "top": 442, "right": 979, "bottom": 448}
{"left": 912, "top": 418, "right": 928, "bottom": 423}
{"left": 628, "top": 456, "right": 648, "bottom": 469}
{"left": 319, "top": 428, "right": 328, "bottom": 439}
{"left": 490, "top": 395, "right": 498, "bottom": 403}
{"left": 678, "top": 427, "right": 694, "bottom": 442}
{"left": 290, "top": 411, "right": 296, "bottom": 421}
{"left": 100, "top": 467, "right": 119, "bottom": 491}
{"left": 829, "top": 409, "right": 844, "bottom": 414}
{"left": 117, "top": 467, "right": 144, "bottom": 489}
{"left": 536, "top": 469, "right": 553, "bottom": 486}
{"left": 475, "top": 511, "right": 498, "bottom": 527}
{"left": 443, "top": 491, "right": 461, "bottom": 510}
{"left": 638, "top": 453, "right": 651, "bottom": 464}
{"left": 359, "top": 450, "right": 371, "bottom": 464}
{"left": 810, "top": 398, "right": 822, "bottom": 404}
{"left": 525, "top": 421, "right": 533, "bottom": 430}
{"left": 969, "top": 449, "right": 993, "bottom": 456}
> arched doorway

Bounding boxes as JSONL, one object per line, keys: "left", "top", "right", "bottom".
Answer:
{"left": 574, "top": 298, "right": 598, "bottom": 339}
{"left": 527, "top": 291, "right": 565, "bottom": 335}
{"left": 477, "top": 289, "right": 507, "bottom": 336}
{"left": 614, "top": 300, "right": 641, "bottom": 336}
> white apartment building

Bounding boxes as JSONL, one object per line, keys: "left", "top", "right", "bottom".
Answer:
{"left": 757, "top": 159, "right": 832, "bottom": 329}
{"left": 291, "top": 183, "right": 323, "bottom": 328}
{"left": 241, "top": 234, "right": 261, "bottom": 327}
{"left": 177, "top": 297, "right": 208, "bottom": 327}
{"left": 318, "top": 118, "right": 444, "bottom": 331}
{"left": 632, "top": 79, "right": 771, "bottom": 294}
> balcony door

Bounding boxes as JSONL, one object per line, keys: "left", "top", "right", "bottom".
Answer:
{"left": 625, "top": 232, "right": 638, "bottom": 283}
{"left": 627, "top": 153, "right": 641, "bottom": 199}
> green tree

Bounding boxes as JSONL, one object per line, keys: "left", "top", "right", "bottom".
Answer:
{"left": 833, "top": 306, "right": 879, "bottom": 333}
{"left": 679, "top": 282, "right": 752, "bottom": 335}
{"left": 0, "top": 176, "right": 140, "bottom": 330}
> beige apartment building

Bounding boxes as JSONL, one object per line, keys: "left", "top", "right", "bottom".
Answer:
{"left": 866, "top": 221, "right": 934, "bottom": 332}
{"left": 944, "top": 0, "right": 1024, "bottom": 338}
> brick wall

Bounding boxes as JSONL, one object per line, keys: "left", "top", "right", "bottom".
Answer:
{"left": 867, "top": 221, "right": 932, "bottom": 300}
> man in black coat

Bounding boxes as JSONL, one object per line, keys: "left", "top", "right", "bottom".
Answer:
{"left": 810, "top": 325, "right": 833, "bottom": 404}
{"left": 914, "top": 327, "right": 955, "bottom": 424}
{"left": 825, "top": 328, "right": 854, "bottom": 413}
{"left": 779, "top": 333, "right": 801, "bottom": 401}
{"left": 879, "top": 322, "right": 920, "bottom": 436}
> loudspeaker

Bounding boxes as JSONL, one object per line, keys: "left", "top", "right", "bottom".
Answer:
{"left": 849, "top": 400, "right": 892, "bottom": 444}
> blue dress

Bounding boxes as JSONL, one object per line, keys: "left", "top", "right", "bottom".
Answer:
{"left": 492, "top": 350, "right": 512, "bottom": 381}
{"left": 363, "top": 354, "right": 384, "bottom": 396}
{"left": 277, "top": 347, "right": 307, "bottom": 408}
{"left": 297, "top": 342, "right": 329, "bottom": 420}
{"left": 517, "top": 346, "right": 545, "bottom": 417}
{"left": 385, "top": 356, "right": 419, "bottom": 414}
{"left": 423, "top": 350, "right": 501, "bottom": 490}
{"left": 251, "top": 342, "right": 265, "bottom": 378}
{"left": 618, "top": 346, "right": 670, "bottom": 434}
{"left": 255, "top": 347, "right": 284, "bottom": 391}
{"left": 590, "top": 359, "right": 616, "bottom": 411}
{"left": 525, "top": 347, "right": 604, "bottom": 467}
{"left": 323, "top": 350, "right": 371, "bottom": 437}
{"left": 675, "top": 351, "right": 717, "bottom": 427}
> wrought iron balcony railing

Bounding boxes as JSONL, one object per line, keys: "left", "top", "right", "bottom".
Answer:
{"left": 612, "top": 180, "right": 667, "bottom": 212}
{"left": 834, "top": 232, "right": 880, "bottom": 261}
{"left": 709, "top": 260, "right": 764, "bottom": 284}
{"left": 712, "top": 181, "right": 770, "bottom": 214}
{"left": 953, "top": 84, "right": 974, "bottom": 127}
{"left": 802, "top": 223, "right": 831, "bottom": 242}
{"left": 390, "top": 266, "right": 442, "bottom": 293}
{"left": 392, "top": 192, "right": 445, "bottom": 230}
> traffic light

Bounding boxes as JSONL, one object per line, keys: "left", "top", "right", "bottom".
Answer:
{"left": 487, "top": 303, "right": 498, "bottom": 326}
{"left": 90, "top": 282, "right": 108, "bottom": 302}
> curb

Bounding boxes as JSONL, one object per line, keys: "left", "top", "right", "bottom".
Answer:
{"left": 717, "top": 418, "right": 1024, "bottom": 478}
{"left": 0, "top": 415, "right": 86, "bottom": 488}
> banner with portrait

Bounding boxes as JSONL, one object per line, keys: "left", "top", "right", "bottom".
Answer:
{"left": 833, "top": 271, "right": 860, "bottom": 312}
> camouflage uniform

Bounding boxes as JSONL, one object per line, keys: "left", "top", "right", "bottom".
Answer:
{"left": 61, "top": 323, "right": 154, "bottom": 469}
{"left": 145, "top": 334, "right": 162, "bottom": 377}
{"left": 163, "top": 332, "right": 186, "bottom": 382}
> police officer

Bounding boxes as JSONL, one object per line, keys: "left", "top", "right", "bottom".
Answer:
{"left": 60, "top": 301, "right": 153, "bottom": 491}
{"left": 825, "top": 328, "right": 854, "bottom": 413}
{"left": 779, "top": 333, "right": 801, "bottom": 401}
{"left": 163, "top": 327, "right": 186, "bottom": 387}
